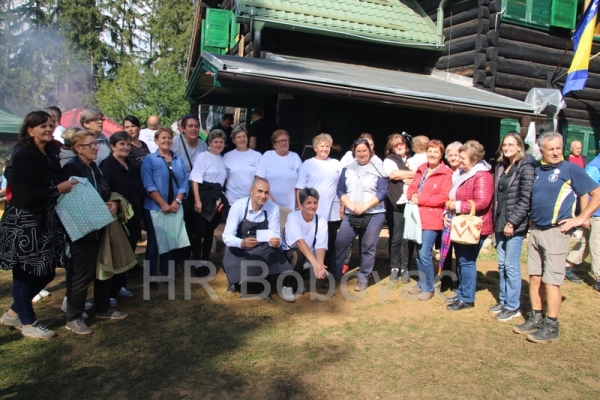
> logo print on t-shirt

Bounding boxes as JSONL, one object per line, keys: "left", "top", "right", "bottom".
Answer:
{"left": 548, "top": 174, "right": 558, "bottom": 183}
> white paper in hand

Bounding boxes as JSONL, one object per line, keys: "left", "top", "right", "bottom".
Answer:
{"left": 256, "top": 229, "right": 273, "bottom": 242}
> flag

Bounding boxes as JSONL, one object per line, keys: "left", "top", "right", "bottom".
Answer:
{"left": 563, "top": 0, "right": 599, "bottom": 96}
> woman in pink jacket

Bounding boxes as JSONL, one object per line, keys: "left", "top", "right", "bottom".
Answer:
{"left": 406, "top": 140, "right": 452, "bottom": 300}
{"left": 444, "top": 140, "right": 494, "bottom": 311}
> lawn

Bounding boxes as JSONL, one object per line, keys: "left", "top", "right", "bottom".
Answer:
{"left": 1, "top": 239, "right": 600, "bottom": 399}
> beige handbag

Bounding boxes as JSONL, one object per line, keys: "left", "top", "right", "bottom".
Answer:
{"left": 450, "top": 200, "right": 483, "bottom": 245}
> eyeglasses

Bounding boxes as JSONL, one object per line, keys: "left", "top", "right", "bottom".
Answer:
{"left": 353, "top": 139, "right": 369, "bottom": 145}
{"left": 88, "top": 118, "right": 104, "bottom": 124}
{"left": 275, "top": 139, "right": 289, "bottom": 144}
{"left": 78, "top": 141, "right": 100, "bottom": 149}
{"left": 502, "top": 143, "right": 518, "bottom": 148}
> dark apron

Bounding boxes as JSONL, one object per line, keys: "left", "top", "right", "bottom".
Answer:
{"left": 223, "top": 199, "right": 291, "bottom": 284}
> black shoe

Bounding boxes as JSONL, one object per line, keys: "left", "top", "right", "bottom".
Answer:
{"left": 194, "top": 265, "right": 211, "bottom": 278}
{"left": 565, "top": 267, "right": 582, "bottom": 284}
{"left": 526, "top": 318, "right": 559, "bottom": 343}
{"left": 446, "top": 300, "right": 474, "bottom": 311}
{"left": 226, "top": 284, "right": 238, "bottom": 293}
{"left": 488, "top": 303, "right": 504, "bottom": 314}
{"left": 322, "top": 279, "right": 339, "bottom": 289}
{"left": 400, "top": 269, "right": 410, "bottom": 284}
{"left": 390, "top": 268, "right": 399, "bottom": 283}
{"left": 513, "top": 311, "right": 544, "bottom": 335}
{"left": 445, "top": 296, "right": 458, "bottom": 304}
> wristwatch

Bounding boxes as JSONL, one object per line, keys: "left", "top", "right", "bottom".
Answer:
{"left": 175, "top": 198, "right": 182, "bottom": 205}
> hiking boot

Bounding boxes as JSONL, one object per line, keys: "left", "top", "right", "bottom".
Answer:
{"left": 527, "top": 318, "right": 559, "bottom": 343}
{"left": 96, "top": 309, "right": 128, "bottom": 320}
{"left": 513, "top": 311, "right": 544, "bottom": 335}
{"left": 565, "top": 267, "right": 582, "bottom": 284}
{"left": 593, "top": 281, "right": 600, "bottom": 292}
{"left": 1, "top": 312, "right": 23, "bottom": 331}
{"left": 488, "top": 303, "right": 504, "bottom": 314}
{"left": 390, "top": 268, "right": 399, "bottom": 283}
{"left": 418, "top": 291, "right": 433, "bottom": 301}
{"left": 408, "top": 285, "right": 421, "bottom": 295}
{"left": 495, "top": 308, "right": 521, "bottom": 322}
{"left": 354, "top": 281, "right": 367, "bottom": 292}
{"left": 65, "top": 318, "right": 93, "bottom": 335}
{"left": 446, "top": 300, "right": 474, "bottom": 311}
{"left": 280, "top": 286, "right": 295, "bottom": 303}
{"left": 401, "top": 269, "right": 410, "bottom": 284}
{"left": 21, "top": 321, "right": 56, "bottom": 340}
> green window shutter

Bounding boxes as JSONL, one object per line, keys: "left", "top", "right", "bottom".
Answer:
{"left": 500, "top": 118, "right": 520, "bottom": 140}
{"left": 504, "top": 0, "right": 528, "bottom": 22}
{"left": 205, "top": 9, "right": 231, "bottom": 49}
{"left": 530, "top": 0, "right": 552, "bottom": 26}
{"left": 200, "top": 19, "right": 206, "bottom": 53}
{"left": 550, "top": 0, "right": 577, "bottom": 29}
{"left": 563, "top": 124, "right": 597, "bottom": 158}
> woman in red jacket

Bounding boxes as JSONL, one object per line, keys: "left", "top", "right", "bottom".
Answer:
{"left": 406, "top": 140, "right": 452, "bottom": 300}
{"left": 444, "top": 140, "right": 494, "bottom": 311}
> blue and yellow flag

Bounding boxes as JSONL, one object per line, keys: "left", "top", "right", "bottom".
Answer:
{"left": 563, "top": 0, "right": 599, "bottom": 96}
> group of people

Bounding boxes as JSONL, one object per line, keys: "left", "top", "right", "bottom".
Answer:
{"left": 1, "top": 107, "right": 600, "bottom": 346}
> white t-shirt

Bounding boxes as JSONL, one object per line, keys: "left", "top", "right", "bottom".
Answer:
{"left": 53, "top": 125, "right": 66, "bottom": 143}
{"left": 223, "top": 149, "right": 262, "bottom": 204}
{"left": 190, "top": 151, "right": 227, "bottom": 185}
{"left": 170, "top": 134, "right": 208, "bottom": 174}
{"left": 256, "top": 150, "right": 302, "bottom": 210}
{"left": 406, "top": 152, "right": 427, "bottom": 171}
{"left": 140, "top": 128, "right": 158, "bottom": 153}
{"left": 283, "top": 210, "right": 328, "bottom": 251}
{"left": 295, "top": 157, "right": 342, "bottom": 221}
{"left": 383, "top": 157, "right": 408, "bottom": 176}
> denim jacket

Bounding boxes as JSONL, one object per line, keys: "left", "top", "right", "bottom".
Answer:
{"left": 141, "top": 151, "right": 188, "bottom": 211}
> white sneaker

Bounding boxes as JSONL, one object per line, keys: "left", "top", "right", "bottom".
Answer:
{"left": 396, "top": 195, "right": 408, "bottom": 205}
{"left": 118, "top": 287, "right": 134, "bottom": 297}
{"left": 21, "top": 321, "right": 56, "bottom": 340}
{"left": 281, "top": 286, "right": 295, "bottom": 303}
{"left": 32, "top": 289, "right": 50, "bottom": 303}
{"left": 110, "top": 298, "right": 117, "bottom": 307}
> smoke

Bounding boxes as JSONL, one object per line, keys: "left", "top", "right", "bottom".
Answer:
{"left": 0, "top": 28, "right": 93, "bottom": 117}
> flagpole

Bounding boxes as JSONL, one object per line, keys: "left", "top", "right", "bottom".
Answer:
{"left": 551, "top": 40, "right": 573, "bottom": 85}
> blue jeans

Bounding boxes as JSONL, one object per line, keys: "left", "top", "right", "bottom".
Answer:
{"left": 454, "top": 235, "right": 487, "bottom": 303}
{"left": 144, "top": 209, "right": 172, "bottom": 276}
{"left": 11, "top": 267, "right": 55, "bottom": 325}
{"left": 415, "top": 230, "right": 440, "bottom": 293}
{"left": 495, "top": 232, "right": 524, "bottom": 310}
{"left": 333, "top": 213, "right": 385, "bottom": 283}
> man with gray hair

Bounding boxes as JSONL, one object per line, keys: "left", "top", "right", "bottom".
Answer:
{"left": 514, "top": 132, "right": 600, "bottom": 343}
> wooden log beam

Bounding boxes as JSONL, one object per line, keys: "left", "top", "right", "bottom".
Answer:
{"left": 435, "top": 51, "right": 476, "bottom": 69}
{"left": 446, "top": 65, "right": 475, "bottom": 77}
{"left": 444, "top": 18, "right": 489, "bottom": 39}
{"left": 474, "top": 69, "right": 487, "bottom": 84}
{"left": 486, "top": 61, "right": 498, "bottom": 76}
{"left": 442, "top": 33, "right": 488, "bottom": 55}
{"left": 494, "top": 87, "right": 528, "bottom": 101}
{"left": 487, "top": 30, "right": 500, "bottom": 47}
{"left": 443, "top": 6, "right": 490, "bottom": 28}
{"left": 563, "top": 97, "right": 600, "bottom": 112}
{"left": 560, "top": 107, "right": 600, "bottom": 121}
{"left": 484, "top": 76, "right": 496, "bottom": 90}
{"left": 486, "top": 47, "right": 498, "bottom": 61}
{"left": 495, "top": 72, "right": 548, "bottom": 91}
{"left": 558, "top": 116, "right": 600, "bottom": 128}
{"left": 473, "top": 53, "right": 487, "bottom": 69}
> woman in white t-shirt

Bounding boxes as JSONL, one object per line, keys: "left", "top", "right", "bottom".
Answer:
{"left": 295, "top": 133, "right": 342, "bottom": 267}
{"left": 190, "top": 130, "right": 228, "bottom": 271}
{"left": 255, "top": 129, "right": 302, "bottom": 211}
{"left": 284, "top": 188, "right": 329, "bottom": 294}
{"left": 223, "top": 126, "right": 262, "bottom": 204}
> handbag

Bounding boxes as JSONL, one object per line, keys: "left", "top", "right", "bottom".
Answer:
{"left": 347, "top": 213, "right": 372, "bottom": 229}
{"left": 403, "top": 202, "right": 422, "bottom": 244}
{"left": 450, "top": 200, "right": 483, "bottom": 245}
{"left": 55, "top": 177, "right": 115, "bottom": 241}
{"left": 150, "top": 207, "right": 190, "bottom": 254}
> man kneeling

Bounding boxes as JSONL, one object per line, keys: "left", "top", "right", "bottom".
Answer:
{"left": 222, "top": 177, "right": 295, "bottom": 302}
{"left": 283, "top": 188, "right": 329, "bottom": 294}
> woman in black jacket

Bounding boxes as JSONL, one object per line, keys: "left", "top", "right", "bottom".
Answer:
{"left": 62, "top": 129, "right": 128, "bottom": 335}
{"left": 100, "top": 131, "right": 145, "bottom": 300}
{"left": 0, "top": 111, "right": 77, "bottom": 340}
{"left": 490, "top": 132, "right": 535, "bottom": 322}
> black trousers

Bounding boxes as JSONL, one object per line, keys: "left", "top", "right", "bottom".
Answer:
{"left": 326, "top": 220, "right": 341, "bottom": 268}
{"left": 193, "top": 212, "right": 222, "bottom": 261}
{"left": 385, "top": 199, "right": 414, "bottom": 271}
{"left": 66, "top": 237, "right": 112, "bottom": 321}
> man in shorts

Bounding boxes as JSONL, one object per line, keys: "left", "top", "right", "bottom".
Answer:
{"left": 513, "top": 132, "right": 600, "bottom": 343}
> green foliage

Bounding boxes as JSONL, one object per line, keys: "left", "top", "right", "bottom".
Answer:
{"left": 95, "top": 60, "right": 189, "bottom": 126}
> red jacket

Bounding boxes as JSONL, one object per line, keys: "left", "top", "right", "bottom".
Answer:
{"left": 454, "top": 170, "right": 494, "bottom": 236}
{"left": 407, "top": 162, "right": 452, "bottom": 230}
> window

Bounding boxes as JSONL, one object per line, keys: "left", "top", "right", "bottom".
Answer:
{"left": 500, "top": 118, "right": 520, "bottom": 140}
{"left": 502, "top": 0, "right": 577, "bottom": 30}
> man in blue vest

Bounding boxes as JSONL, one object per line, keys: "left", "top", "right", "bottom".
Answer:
{"left": 514, "top": 132, "right": 600, "bottom": 343}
